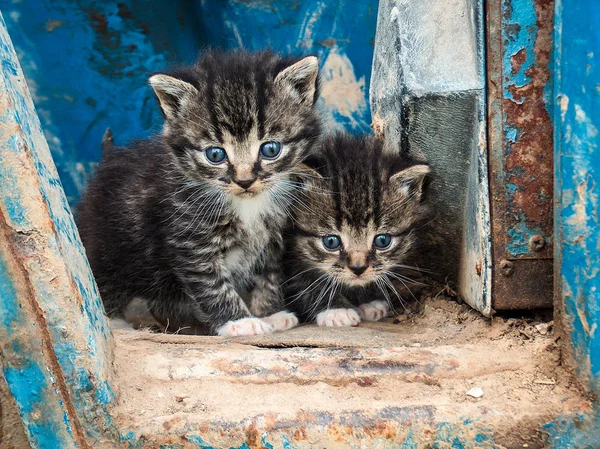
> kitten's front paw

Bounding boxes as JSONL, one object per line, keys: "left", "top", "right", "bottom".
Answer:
{"left": 217, "top": 318, "right": 274, "bottom": 337}
{"left": 316, "top": 309, "right": 361, "bottom": 327}
{"left": 263, "top": 311, "right": 299, "bottom": 332}
{"left": 357, "top": 300, "right": 390, "bottom": 322}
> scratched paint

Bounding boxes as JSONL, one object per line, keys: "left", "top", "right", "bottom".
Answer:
{"left": 554, "top": 0, "right": 600, "bottom": 398}
{"left": 4, "top": 0, "right": 377, "bottom": 205}
{"left": 196, "top": 0, "right": 376, "bottom": 133}
{"left": 0, "top": 14, "right": 117, "bottom": 447}
{"left": 120, "top": 417, "right": 499, "bottom": 448}
{"left": 0, "top": 251, "right": 75, "bottom": 449}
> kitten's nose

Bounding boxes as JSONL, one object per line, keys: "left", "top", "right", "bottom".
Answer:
{"left": 349, "top": 265, "right": 367, "bottom": 276}
{"left": 234, "top": 178, "right": 256, "bottom": 190}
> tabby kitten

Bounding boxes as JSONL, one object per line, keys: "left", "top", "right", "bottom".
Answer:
{"left": 77, "top": 50, "right": 321, "bottom": 336}
{"left": 284, "top": 133, "right": 430, "bottom": 326}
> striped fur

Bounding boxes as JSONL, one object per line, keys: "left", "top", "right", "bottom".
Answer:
{"left": 77, "top": 50, "right": 321, "bottom": 335}
{"left": 284, "top": 133, "right": 431, "bottom": 325}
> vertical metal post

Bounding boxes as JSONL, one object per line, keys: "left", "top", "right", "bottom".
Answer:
{"left": 370, "top": 0, "right": 491, "bottom": 315}
{"left": 486, "top": 0, "right": 555, "bottom": 310}
{"left": 0, "top": 14, "right": 116, "bottom": 448}
{"left": 554, "top": 0, "right": 600, "bottom": 396}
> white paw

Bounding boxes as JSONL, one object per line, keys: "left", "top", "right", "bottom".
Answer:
{"left": 262, "top": 311, "right": 299, "bottom": 332}
{"left": 217, "top": 318, "right": 274, "bottom": 337}
{"left": 316, "top": 309, "right": 361, "bottom": 327}
{"left": 109, "top": 318, "right": 133, "bottom": 330}
{"left": 357, "top": 300, "right": 390, "bottom": 322}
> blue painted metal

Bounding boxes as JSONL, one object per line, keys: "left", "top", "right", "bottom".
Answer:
{"left": 554, "top": 0, "right": 600, "bottom": 396}
{"left": 3, "top": 0, "right": 377, "bottom": 205}
{"left": 548, "top": 0, "right": 600, "bottom": 444}
{"left": 0, "top": 13, "right": 116, "bottom": 448}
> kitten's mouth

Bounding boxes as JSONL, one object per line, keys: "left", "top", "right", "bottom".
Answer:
{"left": 344, "top": 274, "right": 373, "bottom": 286}
{"left": 235, "top": 189, "right": 258, "bottom": 198}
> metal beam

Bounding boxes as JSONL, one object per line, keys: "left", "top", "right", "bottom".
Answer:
{"left": 0, "top": 14, "right": 116, "bottom": 448}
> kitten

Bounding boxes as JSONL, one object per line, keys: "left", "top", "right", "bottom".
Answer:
{"left": 284, "top": 133, "right": 430, "bottom": 326}
{"left": 77, "top": 50, "right": 321, "bottom": 336}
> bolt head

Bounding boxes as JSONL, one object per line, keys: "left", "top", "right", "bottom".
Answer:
{"left": 529, "top": 234, "right": 546, "bottom": 252}
{"left": 499, "top": 259, "right": 515, "bottom": 276}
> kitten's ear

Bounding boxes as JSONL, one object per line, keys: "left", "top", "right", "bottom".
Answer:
{"left": 291, "top": 160, "right": 325, "bottom": 188}
{"left": 274, "top": 56, "right": 319, "bottom": 106}
{"left": 389, "top": 164, "right": 431, "bottom": 201}
{"left": 149, "top": 74, "right": 198, "bottom": 120}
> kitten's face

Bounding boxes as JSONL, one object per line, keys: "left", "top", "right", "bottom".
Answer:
{"left": 150, "top": 51, "right": 320, "bottom": 201}
{"left": 292, "top": 135, "right": 430, "bottom": 288}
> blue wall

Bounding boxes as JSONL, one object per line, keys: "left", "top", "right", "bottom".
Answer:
{"left": 2, "top": 0, "right": 378, "bottom": 205}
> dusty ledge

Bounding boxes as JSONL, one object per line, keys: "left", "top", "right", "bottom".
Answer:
{"left": 110, "top": 298, "right": 588, "bottom": 448}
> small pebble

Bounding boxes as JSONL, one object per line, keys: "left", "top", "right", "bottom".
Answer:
{"left": 466, "top": 387, "right": 484, "bottom": 398}
{"left": 535, "top": 321, "right": 553, "bottom": 335}
{"left": 393, "top": 315, "right": 408, "bottom": 324}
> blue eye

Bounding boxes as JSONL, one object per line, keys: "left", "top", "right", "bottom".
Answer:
{"left": 259, "top": 141, "right": 282, "bottom": 159}
{"left": 374, "top": 234, "right": 392, "bottom": 249}
{"left": 205, "top": 147, "right": 227, "bottom": 164}
{"left": 322, "top": 235, "right": 341, "bottom": 250}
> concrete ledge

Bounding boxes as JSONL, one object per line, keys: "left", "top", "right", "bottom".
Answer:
{"left": 110, "top": 300, "right": 588, "bottom": 448}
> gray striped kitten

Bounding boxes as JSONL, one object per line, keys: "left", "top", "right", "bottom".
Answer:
{"left": 284, "top": 134, "right": 430, "bottom": 326}
{"left": 77, "top": 50, "right": 321, "bottom": 336}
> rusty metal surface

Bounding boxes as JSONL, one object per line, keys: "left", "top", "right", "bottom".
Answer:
{"left": 487, "top": 0, "right": 554, "bottom": 309}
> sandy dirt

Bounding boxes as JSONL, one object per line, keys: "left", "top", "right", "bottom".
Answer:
{"left": 109, "top": 291, "right": 589, "bottom": 449}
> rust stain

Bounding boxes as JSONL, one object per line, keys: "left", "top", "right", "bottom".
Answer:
{"left": 293, "top": 426, "right": 308, "bottom": 441}
{"left": 510, "top": 48, "right": 527, "bottom": 75}
{"left": 367, "top": 420, "right": 397, "bottom": 439}
{"left": 326, "top": 423, "right": 352, "bottom": 443}
{"left": 45, "top": 20, "right": 64, "bottom": 32}
{"left": 503, "top": 0, "right": 554, "bottom": 235}
{"left": 86, "top": 10, "right": 109, "bottom": 36}
{"left": 244, "top": 422, "right": 261, "bottom": 449}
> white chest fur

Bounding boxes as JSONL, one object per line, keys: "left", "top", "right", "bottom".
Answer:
{"left": 230, "top": 190, "right": 278, "bottom": 229}
{"left": 223, "top": 191, "right": 282, "bottom": 282}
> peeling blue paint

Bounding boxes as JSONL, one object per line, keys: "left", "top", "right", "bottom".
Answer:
{"left": 502, "top": 0, "right": 538, "bottom": 101}
{"left": 0, "top": 249, "right": 75, "bottom": 448}
{"left": 123, "top": 418, "right": 498, "bottom": 449}
{"left": 554, "top": 0, "right": 600, "bottom": 396}
{"left": 544, "top": 411, "right": 600, "bottom": 448}
{"left": 551, "top": 0, "right": 600, "bottom": 444}
{"left": 0, "top": 13, "right": 116, "bottom": 447}
{"left": 4, "top": 0, "right": 377, "bottom": 205}
{"left": 498, "top": 0, "right": 555, "bottom": 259}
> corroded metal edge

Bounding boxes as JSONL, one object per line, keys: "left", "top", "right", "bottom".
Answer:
{"left": 486, "top": 0, "right": 554, "bottom": 310}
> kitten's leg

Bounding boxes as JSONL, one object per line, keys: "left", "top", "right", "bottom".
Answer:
{"left": 249, "top": 238, "right": 298, "bottom": 332}
{"left": 357, "top": 300, "right": 390, "bottom": 322}
{"left": 176, "top": 258, "right": 273, "bottom": 336}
